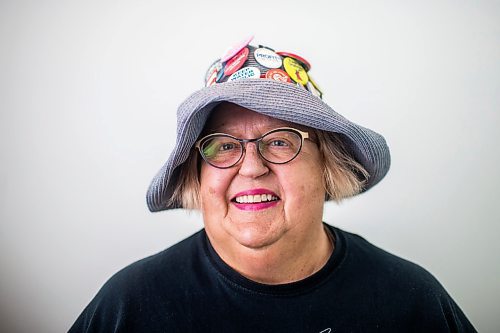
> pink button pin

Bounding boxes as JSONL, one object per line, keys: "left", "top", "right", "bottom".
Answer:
{"left": 220, "top": 36, "right": 254, "bottom": 63}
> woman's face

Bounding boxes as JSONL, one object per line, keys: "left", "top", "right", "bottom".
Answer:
{"left": 199, "top": 103, "right": 326, "bottom": 250}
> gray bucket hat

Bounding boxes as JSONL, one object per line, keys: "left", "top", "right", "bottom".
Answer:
{"left": 147, "top": 39, "right": 390, "bottom": 212}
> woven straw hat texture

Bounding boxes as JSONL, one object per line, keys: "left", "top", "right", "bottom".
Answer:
{"left": 146, "top": 79, "right": 390, "bottom": 212}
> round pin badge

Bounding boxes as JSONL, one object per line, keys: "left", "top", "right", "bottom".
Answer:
{"left": 205, "top": 61, "right": 222, "bottom": 87}
{"left": 220, "top": 36, "right": 254, "bottom": 63}
{"left": 308, "top": 76, "right": 323, "bottom": 98}
{"left": 206, "top": 70, "right": 218, "bottom": 87}
{"left": 306, "top": 81, "right": 321, "bottom": 98}
{"left": 254, "top": 48, "right": 282, "bottom": 68}
{"left": 276, "top": 51, "right": 311, "bottom": 71}
{"left": 216, "top": 65, "right": 226, "bottom": 82}
{"left": 224, "top": 47, "right": 249, "bottom": 77}
{"left": 265, "top": 69, "right": 292, "bottom": 83}
{"left": 228, "top": 66, "right": 261, "bottom": 82}
{"left": 283, "top": 57, "right": 309, "bottom": 85}
{"left": 205, "top": 60, "right": 221, "bottom": 82}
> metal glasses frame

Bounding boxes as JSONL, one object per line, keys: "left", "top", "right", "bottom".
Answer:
{"left": 194, "top": 127, "right": 310, "bottom": 169}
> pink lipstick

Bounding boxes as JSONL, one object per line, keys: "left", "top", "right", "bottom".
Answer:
{"left": 231, "top": 188, "right": 280, "bottom": 211}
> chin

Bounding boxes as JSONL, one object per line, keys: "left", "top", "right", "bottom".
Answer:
{"left": 229, "top": 222, "right": 283, "bottom": 250}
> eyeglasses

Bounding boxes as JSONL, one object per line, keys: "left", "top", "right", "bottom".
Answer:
{"left": 195, "top": 127, "right": 310, "bottom": 169}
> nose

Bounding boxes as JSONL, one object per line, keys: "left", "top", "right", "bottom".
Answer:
{"left": 238, "top": 142, "right": 269, "bottom": 178}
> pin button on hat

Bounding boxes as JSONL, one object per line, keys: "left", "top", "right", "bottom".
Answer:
{"left": 224, "top": 47, "right": 249, "bottom": 77}
{"left": 228, "top": 66, "right": 261, "bottom": 82}
{"left": 265, "top": 69, "right": 292, "bottom": 83}
{"left": 205, "top": 61, "right": 222, "bottom": 87}
{"left": 220, "top": 36, "right": 254, "bottom": 63}
{"left": 308, "top": 76, "right": 323, "bottom": 98}
{"left": 283, "top": 57, "right": 309, "bottom": 85}
{"left": 277, "top": 51, "right": 311, "bottom": 71}
{"left": 254, "top": 48, "right": 282, "bottom": 68}
{"left": 205, "top": 61, "right": 220, "bottom": 82}
{"left": 306, "top": 81, "right": 322, "bottom": 97}
{"left": 206, "top": 70, "right": 218, "bottom": 87}
{"left": 216, "top": 65, "right": 226, "bottom": 83}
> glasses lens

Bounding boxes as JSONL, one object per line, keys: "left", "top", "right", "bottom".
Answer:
{"left": 200, "top": 135, "right": 242, "bottom": 168}
{"left": 259, "top": 129, "right": 303, "bottom": 164}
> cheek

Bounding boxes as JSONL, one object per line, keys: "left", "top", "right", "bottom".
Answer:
{"left": 199, "top": 165, "right": 232, "bottom": 203}
{"left": 279, "top": 162, "right": 325, "bottom": 208}
{"left": 296, "top": 178, "right": 324, "bottom": 200}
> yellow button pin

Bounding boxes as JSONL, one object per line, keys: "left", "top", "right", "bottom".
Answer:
{"left": 283, "top": 57, "right": 309, "bottom": 86}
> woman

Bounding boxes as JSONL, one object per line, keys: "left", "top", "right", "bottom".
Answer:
{"left": 70, "top": 38, "right": 475, "bottom": 332}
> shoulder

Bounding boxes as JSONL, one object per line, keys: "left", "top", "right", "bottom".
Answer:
{"left": 105, "top": 229, "right": 204, "bottom": 289}
{"left": 337, "top": 227, "right": 440, "bottom": 286}
{"left": 333, "top": 227, "right": 476, "bottom": 332}
{"left": 69, "top": 229, "right": 206, "bottom": 332}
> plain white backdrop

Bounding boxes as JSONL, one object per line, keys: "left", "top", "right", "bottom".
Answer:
{"left": 1, "top": 0, "right": 499, "bottom": 332}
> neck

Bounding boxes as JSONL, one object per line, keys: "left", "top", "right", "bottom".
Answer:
{"left": 209, "top": 224, "right": 334, "bottom": 285}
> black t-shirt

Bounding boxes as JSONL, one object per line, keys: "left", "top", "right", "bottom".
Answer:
{"left": 69, "top": 224, "right": 476, "bottom": 332}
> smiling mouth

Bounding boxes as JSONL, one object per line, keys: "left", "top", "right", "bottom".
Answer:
{"left": 232, "top": 194, "right": 280, "bottom": 204}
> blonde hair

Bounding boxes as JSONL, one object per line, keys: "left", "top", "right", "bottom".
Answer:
{"left": 167, "top": 151, "right": 201, "bottom": 210}
{"left": 168, "top": 129, "right": 368, "bottom": 209}
{"left": 314, "top": 129, "right": 368, "bottom": 201}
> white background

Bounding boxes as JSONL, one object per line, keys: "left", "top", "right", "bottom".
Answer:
{"left": 1, "top": 0, "right": 499, "bottom": 332}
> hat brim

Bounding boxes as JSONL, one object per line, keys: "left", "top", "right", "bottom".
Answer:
{"left": 147, "top": 79, "right": 390, "bottom": 212}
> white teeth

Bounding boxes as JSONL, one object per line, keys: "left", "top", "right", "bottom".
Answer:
{"left": 234, "top": 194, "right": 278, "bottom": 203}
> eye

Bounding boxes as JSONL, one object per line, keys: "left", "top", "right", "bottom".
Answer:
{"left": 202, "top": 137, "right": 240, "bottom": 156}
{"left": 220, "top": 142, "right": 236, "bottom": 151}
{"left": 269, "top": 139, "right": 289, "bottom": 147}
